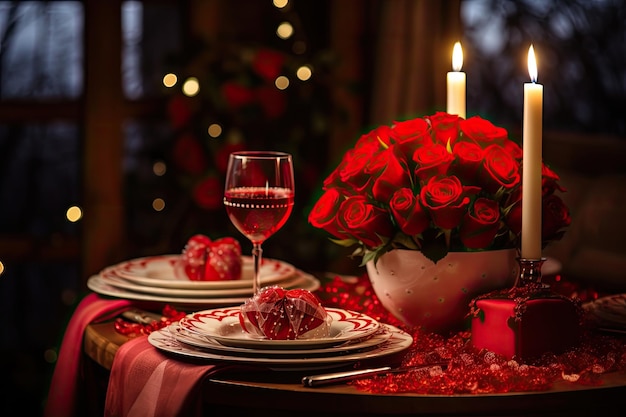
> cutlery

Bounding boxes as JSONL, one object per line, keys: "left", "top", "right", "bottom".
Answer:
{"left": 121, "top": 309, "right": 163, "bottom": 325}
{"left": 301, "top": 362, "right": 447, "bottom": 387}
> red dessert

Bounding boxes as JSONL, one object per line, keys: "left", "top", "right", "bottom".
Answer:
{"left": 175, "top": 234, "right": 242, "bottom": 281}
{"left": 239, "top": 286, "right": 332, "bottom": 340}
{"left": 470, "top": 287, "right": 582, "bottom": 359}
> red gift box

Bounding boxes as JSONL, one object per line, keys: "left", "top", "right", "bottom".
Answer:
{"left": 470, "top": 289, "right": 582, "bottom": 359}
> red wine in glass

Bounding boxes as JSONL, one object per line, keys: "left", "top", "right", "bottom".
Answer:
{"left": 224, "top": 151, "right": 295, "bottom": 294}
{"left": 224, "top": 187, "right": 294, "bottom": 244}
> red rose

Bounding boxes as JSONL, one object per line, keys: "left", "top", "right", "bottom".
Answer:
{"left": 460, "top": 116, "right": 508, "bottom": 146}
{"left": 172, "top": 133, "right": 208, "bottom": 175}
{"left": 389, "top": 117, "right": 433, "bottom": 155}
{"left": 480, "top": 144, "right": 521, "bottom": 193}
{"left": 426, "top": 112, "right": 460, "bottom": 147}
{"left": 420, "top": 176, "right": 479, "bottom": 230}
{"left": 370, "top": 148, "right": 412, "bottom": 202}
{"left": 389, "top": 188, "right": 429, "bottom": 236}
{"left": 328, "top": 140, "right": 381, "bottom": 193}
{"left": 542, "top": 163, "right": 566, "bottom": 195}
{"left": 355, "top": 125, "right": 393, "bottom": 149}
{"left": 338, "top": 195, "right": 394, "bottom": 248}
{"left": 308, "top": 188, "right": 345, "bottom": 240}
{"left": 192, "top": 176, "right": 222, "bottom": 209}
{"left": 503, "top": 139, "right": 523, "bottom": 160}
{"left": 459, "top": 197, "right": 501, "bottom": 248}
{"left": 413, "top": 143, "right": 454, "bottom": 182}
{"left": 451, "top": 141, "right": 484, "bottom": 183}
{"left": 542, "top": 194, "right": 571, "bottom": 241}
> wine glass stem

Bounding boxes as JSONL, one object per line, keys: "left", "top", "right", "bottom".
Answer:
{"left": 252, "top": 243, "right": 263, "bottom": 294}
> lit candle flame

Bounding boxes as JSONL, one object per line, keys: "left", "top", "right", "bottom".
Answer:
{"left": 452, "top": 42, "right": 463, "bottom": 72}
{"left": 528, "top": 45, "right": 538, "bottom": 83}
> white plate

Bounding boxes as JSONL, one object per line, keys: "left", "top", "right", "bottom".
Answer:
{"left": 99, "top": 267, "right": 307, "bottom": 298}
{"left": 168, "top": 322, "right": 392, "bottom": 357}
{"left": 178, "top": 307, "right": 380, "bottom": 350}
{"left": 108, "top": 255, "right": 296, "bottom": 290}
{"left": 584, "top": 293, "right": 626, "bottom": 328}
{"left": 86, "top": 270, "right": 320, "bottom": 307}
{"left": 148, "top": 324, "right": 412, "bottom": 371}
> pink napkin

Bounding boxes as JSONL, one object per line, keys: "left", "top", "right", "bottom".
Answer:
{"left": 105, "top": 335, "right": 242, "bottom": 417}
{"left": 45, "top": 292, "right": 132, "bottom": 417}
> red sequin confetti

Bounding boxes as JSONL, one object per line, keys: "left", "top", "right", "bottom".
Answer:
{"left": 317, "top": 274, "right": 626, "bottom": 395}
{"left": 114, "top": 306, "right": 186, "bottom": 337}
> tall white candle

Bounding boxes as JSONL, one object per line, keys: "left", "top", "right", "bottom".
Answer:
{"left": 521, "top": 45, "right": 543, "bottom": 259}
{"left": 447, "top": 42, "right": 466, "bottom": 119}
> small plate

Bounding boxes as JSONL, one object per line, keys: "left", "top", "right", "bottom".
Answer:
{"left": 108, "top": 255, "right": 296, "bottom": 290}
{"left": 168, "top": 323, "right": 392, "bottom": 357}
{"left": 178, "top": 307, "right": 380, "bottom": 350}
{"left": 148, "top": 324, "right": 412, "bottom": 371}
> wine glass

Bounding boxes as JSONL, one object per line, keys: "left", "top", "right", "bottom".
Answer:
{"left": 224, "top": 151, "right": 295, "bottom": 294}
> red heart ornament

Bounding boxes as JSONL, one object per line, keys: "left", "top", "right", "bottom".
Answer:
{"left": 179, "top": 234, "right": 242, "bottom": 281}
{"left": 239, "top": 286, "right": 331, "bottom": 340}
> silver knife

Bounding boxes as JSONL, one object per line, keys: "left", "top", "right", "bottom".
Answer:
{"left": 121, "top": 309, "right": 163, "bottom": 325}
{"left": 302, "top": 362, "right": 447, "bottom": 387}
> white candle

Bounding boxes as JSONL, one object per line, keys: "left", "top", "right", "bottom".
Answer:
{"left": 521, "top": 45, "right": 543, "bottom": 259}
{"left": 447, "top": 42, "right": 466, "bottom": 119}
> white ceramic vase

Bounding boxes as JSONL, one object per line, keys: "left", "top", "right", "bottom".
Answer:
{"left": 366, "top": 248, "right": 518, "bottom": 334}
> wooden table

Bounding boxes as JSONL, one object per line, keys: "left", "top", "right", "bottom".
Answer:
{"left": 83, "top": 320, "right": 626, "bottom": 417}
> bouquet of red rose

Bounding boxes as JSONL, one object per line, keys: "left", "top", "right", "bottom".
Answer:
{"left": 308, "top": 112, "right": 570, "bottom": 265}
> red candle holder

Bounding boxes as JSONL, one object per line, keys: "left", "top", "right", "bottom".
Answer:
{"left": 469, "top": 257, "right": 583, "bottom": 360}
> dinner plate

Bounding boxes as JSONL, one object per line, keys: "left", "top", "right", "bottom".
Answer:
{"left": 108, "top": 255, "right": 296, "bottom": 290}
{"left": 86, "top": 270, "right": 320, "bottom": 307}
{"left": 98, "top": 267, "right": 308, "bottom": 298}
{"left": 148, "top": 323, "right": 412, "bottom": 371}
{"left": 168, "top": 322, "right": 392, "bottom": 357}
{"left": 178, "top": 307, "right": 380, "bottom": 350}
{"left": 583, "top": 293, "right": 626, "bottom": 328}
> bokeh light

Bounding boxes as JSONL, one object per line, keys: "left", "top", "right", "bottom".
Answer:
{"left": 296, "top": 65, "right": 312, "bottom": 81}
{"left": 66, "top": 206, "right": 82, "bottom": 222}
{"left": 163, "top": 73, "right": 177, "bottom": 87}
{"left": 208, "top": 123, "right": 223, "bottom": 138}
{"left": 182, "top": 77, "right": 200, "bottom": 96}
{"left": 275, "top": 76, "right": 289, "bottom": 90}
{"left": 276, "top": 22, "right": 294, "bottom": 39}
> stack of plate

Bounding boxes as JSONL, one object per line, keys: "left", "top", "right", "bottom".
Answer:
{"left": 87, "top": 254, "right": 320, "bottom": 308}
{"left": 147, "top": 306, "right": 413, "bottom": 371}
